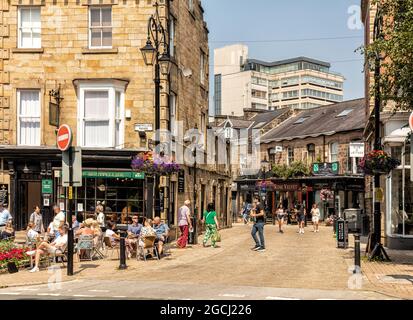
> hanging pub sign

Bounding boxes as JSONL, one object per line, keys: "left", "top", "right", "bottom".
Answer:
{"left": 0, "top": 184, "right": 8, "bottom": 205}
{"left": 178, "top": 170, "right": 185, "bottom": 193}
{"left": 312, "top": 162, "right": 340, "bottom": 176}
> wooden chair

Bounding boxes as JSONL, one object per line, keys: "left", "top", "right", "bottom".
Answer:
{"left": 137, "top": 235, "right": 159, "bottom": 261}
{"left": 104, "top": 236, "right": 120, "bottom": 259}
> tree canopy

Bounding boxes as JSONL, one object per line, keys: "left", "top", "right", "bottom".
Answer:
{"left": 364, "top": 0, "right": 413, "bottom": 111}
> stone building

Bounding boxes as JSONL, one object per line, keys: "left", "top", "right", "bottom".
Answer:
{"left": 235, "top": 99, "right": 366, "bottom": 222}
{"left": 0, "top": 0, "right": 232, "bottom": 232}
{"left": 362, "top": 0, "right": 413, "bottom": 249}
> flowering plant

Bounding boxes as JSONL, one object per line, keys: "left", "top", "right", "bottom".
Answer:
{"left": 320, "top": 188, "right": 334, "bottom": 202}
{"left": 358, "top": 150, "right": 400, "bottom": 175}
{"left": 131, "top": 151, "right": 180, "bottom": 176}
{"left": 0, "top": 241, "right": 30, "bottom": 271}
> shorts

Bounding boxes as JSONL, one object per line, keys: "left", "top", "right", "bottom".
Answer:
{"left": 297, "top": 215, "right": 305, "bottom": 222}
{"left": 277, "top": 215, "right": 285, "bottom": 221}
{"left": 47, "top": 246, "right": 58, "bottom": 255}
{"left": 312, "top": 217, "right": 320, "bottom": 224}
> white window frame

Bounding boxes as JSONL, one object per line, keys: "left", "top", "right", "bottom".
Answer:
{"left": 18, "top": 6, "right": 41, "bottom": 49}
{"left": 88, "top": 6, "right": 112, "bottom": 49}
{"left": 169, "top": 92, "right": 177, "bottom": 137}
{"left": 287, "top": 147, "right": 294, "bottom": 166}
{"left": 200, "top": 51, "right": 206, "bottom": 86}
{"left": 17, "top": 89, "right": 41, "bottom": 146}
{"left": 188, "top": 0, "right": 194, "bottom": 12}
{"left": 169, "top": 16, "right": 175, "bottom": 57}
{"left": 329, "top": 142, "right": 339, "bottom": 163}
{"left": 77, "top": 82, "right": 125, "bottom": 149}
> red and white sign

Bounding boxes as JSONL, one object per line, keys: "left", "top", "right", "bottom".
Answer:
{"left": 57, "top": 124, "right": 72, "bottom": 151}
{"left": 409, "top": 112, "right": 413, "bottom": 131}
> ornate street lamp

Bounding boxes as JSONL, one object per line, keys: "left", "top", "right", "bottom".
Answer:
{"left": 140, "top": 2, "right": 171, "bottom": 218}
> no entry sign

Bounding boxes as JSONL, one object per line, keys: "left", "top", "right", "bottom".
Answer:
{"left": 57, "top": 124, "right": 72, "bottom": 151}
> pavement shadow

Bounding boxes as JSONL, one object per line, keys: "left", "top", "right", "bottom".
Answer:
{"left": 74, "top": 264, "right": 99, "bottom": 276}
{"left": 387, "top": 274, "right": 413, "bottom": 284}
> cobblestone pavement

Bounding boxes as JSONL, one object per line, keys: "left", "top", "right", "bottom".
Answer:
{"left": 0, "top": 223, "right": 411, "bottom": 299}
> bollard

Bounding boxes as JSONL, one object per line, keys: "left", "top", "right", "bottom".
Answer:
{"left": 119, "top": 231, "right": 127, "bottom": 270}
{"left": 354, "top": 233, "right": 361, "bottom": 274}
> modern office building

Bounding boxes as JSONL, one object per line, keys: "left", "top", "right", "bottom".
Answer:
{"left": 214, "top": 44, "right": 345, "bottom": 116}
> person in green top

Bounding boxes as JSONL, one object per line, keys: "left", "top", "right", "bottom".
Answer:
{"left": 202, "top": 203, "right": 220, "bottom": 248}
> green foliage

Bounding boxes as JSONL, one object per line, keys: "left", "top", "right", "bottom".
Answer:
{"left": 361, "top": 0, "right": 413, "bottom": 111}
{"left": 272, "top": 161, "right": 311, "bottom": 179}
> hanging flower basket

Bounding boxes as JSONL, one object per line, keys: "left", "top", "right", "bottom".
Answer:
{"left": 131, "top": 152, "right": 180, "bottom": 177}
{"left": 320, "top": 188, "right": 334, "bottom": 202}
{"left": 358, "top": 150, "right": 400, "bottom": 176}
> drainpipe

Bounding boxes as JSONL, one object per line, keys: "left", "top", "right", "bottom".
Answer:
{"left": 323, "top": 135, "right": 326, "bottom": 162}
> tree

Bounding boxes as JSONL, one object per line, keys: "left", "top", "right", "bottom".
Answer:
{"left": 363, "top": 0, "right": 413, "bottom": 111}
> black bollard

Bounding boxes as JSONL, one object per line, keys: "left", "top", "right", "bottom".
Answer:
{"left": 354, "top": 233, "right": 361, "bottom": 274}
{"left": 119, "top": 231, "right": 127, "bottom": 270}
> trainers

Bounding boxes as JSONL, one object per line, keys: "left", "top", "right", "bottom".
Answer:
{"left": 29, "top": 266, "right": 39, "bottom": 273}
{"left": 257, "top": 247, "right": 266, "bottom": 252}
{"left": 251, "top": 246, "right": 260, "bottom": 251}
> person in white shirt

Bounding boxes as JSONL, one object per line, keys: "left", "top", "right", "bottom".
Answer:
{"left": 105, "top": 222, "right": 133, "bottom": 259}
{"left": 96, "top": 206, "right": 105, "bottom": 228}
{"left": 311, "top": 204, "right": 321, "bottom": 233}
{"left": 52, "top": 205, "right": 65, "bottom": 237}
{"left": 29, "top": 225, "right": 68, "bottom": 272}
{"left": 26, "top": 222, "right": 39, "bottom": 242}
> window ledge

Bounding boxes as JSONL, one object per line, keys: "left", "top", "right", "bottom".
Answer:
{"left": 12, "top": 48, "right": 44, "bottom": 54}
{"left": 82, "top": 48, "right": 118, "bottom": 54}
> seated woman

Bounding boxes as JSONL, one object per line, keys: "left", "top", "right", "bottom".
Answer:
{"left": 28, "top": 225, "right": 68, "bottom": 273}
{"left": 76, "top": 219, "right": 95, "bottom": 237}
{"left": 105, "top": 222, "right": 134, "bottom": 259}
{"left": 26, "top": 222, "right": 39, "bottom": 244}
{"left": 138, "top": 219, "right": 156, "bottom": 249}
{"left": 1, "top": 220, "right": 14, "bottom": 240}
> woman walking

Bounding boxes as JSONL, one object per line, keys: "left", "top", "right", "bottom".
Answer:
{"left": 297, "top": 204, "right": 306, "bottom": 234}
{"left": 203, "top": 203, "right": 220, "bottom": 248}
{"left": 177, "top": 200, "right": 193, "bottom": 249}
{"left": 311, "top": 204, "right": 321, "bottom": 233}
{"left": 276, "top": 204, "right": 285, "bottom": 233}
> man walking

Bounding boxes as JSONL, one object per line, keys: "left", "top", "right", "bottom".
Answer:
{"left": 250, "top": 198, "right": 266, "bottom": 252}
{"left": 177, "top": 200, "right": 193, "bottom": 249}
{"left": 29, "top": 205, "right": 44, "bottom": 234}
{"left": 0, "top": 203, "right": 12, "bottom": 233}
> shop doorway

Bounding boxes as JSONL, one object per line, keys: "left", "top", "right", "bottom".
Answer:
{"left": 18, "top": 181, "right": 41, "bottom": 230}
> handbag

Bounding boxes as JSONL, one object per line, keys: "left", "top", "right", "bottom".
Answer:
{"left": 214, "top": 230, "right": 221, "bottom": 243}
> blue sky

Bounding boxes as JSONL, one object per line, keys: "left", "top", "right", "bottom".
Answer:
{"left": 203, "top": 0, "right": 365, "bottom": 115}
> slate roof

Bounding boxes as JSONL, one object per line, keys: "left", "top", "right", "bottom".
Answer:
{"left": 261, "top": 99, "right": 365, "bottom": 142}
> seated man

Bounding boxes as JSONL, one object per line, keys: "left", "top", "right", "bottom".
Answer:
{"left": 28, "top": 225, "right": 68, "bottom": 272}
{"left": 128, "top": 216, "right": 143, "bottom": 237}
{"left": 153, "top": 217, "right": 169, "bottom": 256}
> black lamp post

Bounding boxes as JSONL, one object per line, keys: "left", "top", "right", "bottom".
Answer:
{"left": 141, "top": 2, "right": 170, "bottom": 218}
{"left": 260, "top": 158, "right": 270, "bottom": 212}
{"left": 369, "top": 6, "right": 390, "bottom": 261}
{"left": 189, "top": 124, "right": 199, "bottom": 245}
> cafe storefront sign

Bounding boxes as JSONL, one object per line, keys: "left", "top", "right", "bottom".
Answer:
{"left": 273, "top": 183, "right": 300, "bottom": 191}
{"left": 82, "top": 170, "right": 145, "bottom": 180}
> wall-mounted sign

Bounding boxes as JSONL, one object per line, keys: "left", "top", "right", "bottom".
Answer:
{"left": 178, "top": 170, "right": 185, "bottom": 193}
{"left": 42, "top": 179, "right": 53, "bottom": 194}
{"left": 43, "top": 198, "right": 50, "bottom": 207}
{"left": 135, "top": 124, "right": 153, "bottom": 132}
{"left": 273, "top": 183, "right": 300, "bottom": 191}
{"left": 83, "top": 170, "right": 145, "bottom": 180}
{"left": 313, "top": 162, "right": 340, "bottom": 176}
{"left": 275, "top": 146, "right": 283, "bottom": 153}
{"left": 349, "top": 142, "right": 365, "bottom": 158}
{"left": 0, "top": 184, "right": 8, "bottom": 205}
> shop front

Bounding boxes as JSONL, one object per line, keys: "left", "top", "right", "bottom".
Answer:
{"left": 0, "top": 147, "right": 150, "bottom": 230}
{"left": 383, "top": 120, "right": 413, "bottom": 249}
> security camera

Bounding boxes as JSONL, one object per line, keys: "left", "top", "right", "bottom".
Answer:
{"left": 182, "top": 68, "right": 193, "bottom": 78}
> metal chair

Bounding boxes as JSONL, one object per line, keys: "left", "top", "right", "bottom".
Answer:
{"left": 77, "top": 234, "right": 94, "bottom": 261}
{"left": 104, "top": 236, "right": 120, "bottom": 259}
{"left": 92, "top": 233, "right": 105, "bottom": 259}
{"left": 137, "top": 235, "right": 160, "bottom": 261}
